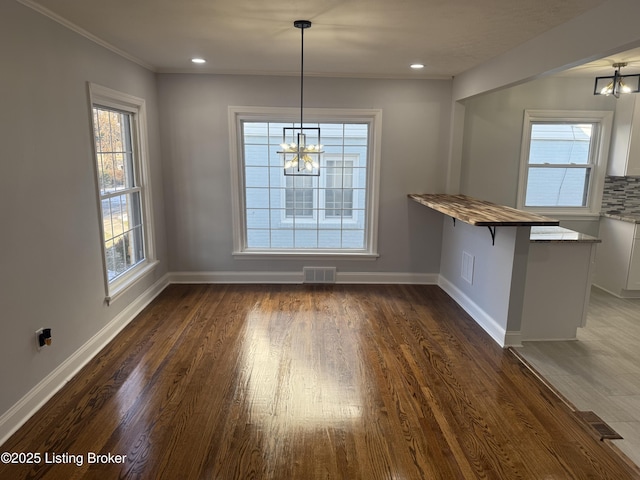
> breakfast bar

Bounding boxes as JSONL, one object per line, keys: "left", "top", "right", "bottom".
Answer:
{"left": 409, "top": 194, "right": 599, "bottom": 346}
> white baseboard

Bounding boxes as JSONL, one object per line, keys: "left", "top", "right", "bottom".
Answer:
{"left": 504, "top": 331, "right": 523, "bottom": 347}
{"left": 337, "top": 272, "right": 438, "bottom": 284}
{"left": 438, "top": 275, "right": 513, "bottom": 347}
{"left": 169, "top": 271, "right": 302, "bottom": 284}
{"left": 592, "top": 283, "right": 640, "bottom": 299}
{"left": 0, "top": 274, "right": 170, "bottom": 446}
{"left": 170, "top": 270, "right": 439, "bottom": 285}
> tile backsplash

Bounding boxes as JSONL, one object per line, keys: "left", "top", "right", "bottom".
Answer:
{"left": 601, "top": 176, "right": 640, "bottom": 214}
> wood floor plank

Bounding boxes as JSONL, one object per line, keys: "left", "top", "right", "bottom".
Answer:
{"left": 1, "top": 284, "right": 638, "bottom": 479}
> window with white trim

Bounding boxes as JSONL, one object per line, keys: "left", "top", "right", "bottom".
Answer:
{"left": 229, "top": 107, "right": 381, "bottom": 257}
{"left": 89, "top": 84, "right": 156, "bottom": 302}
{"left": 517, "top": 110, "right": 613, "bottom": 216}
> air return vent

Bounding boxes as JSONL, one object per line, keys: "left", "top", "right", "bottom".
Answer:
{"left": 303, "top": 267, "right": 336, "bottom": 284}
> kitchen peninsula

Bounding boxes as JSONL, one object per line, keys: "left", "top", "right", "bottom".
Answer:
{"left": 409, "top": 194, "right": 600, "bottom": 347}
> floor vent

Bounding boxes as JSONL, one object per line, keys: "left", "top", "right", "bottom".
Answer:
{"left": 575, "top": 411, "right": 623, "bottom": 440}
{"left": 303, "top": 267, "right": 337, "bottom": 284}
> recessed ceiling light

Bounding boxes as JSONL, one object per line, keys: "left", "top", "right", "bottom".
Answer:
{"left": 410, "top": 63, "right": 425, "bottom": 69}
{"left": 191, "top": 58, "right": 206, "bottom": 64}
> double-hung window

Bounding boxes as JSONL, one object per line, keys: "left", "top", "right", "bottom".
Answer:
{"left": 517, "top": 110, "right": 613, "bottom": 216}
{"left": 229, "top": 107, "right": 381, "bottom": 257}
{"left": 89, "top": 84, "right": 156, "bottom": 303}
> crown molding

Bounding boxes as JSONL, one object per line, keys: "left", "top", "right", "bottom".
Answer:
{"left": 17, "top": 0, "right": 156, "bottom": 72}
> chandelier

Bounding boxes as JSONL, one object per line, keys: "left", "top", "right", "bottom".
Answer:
{"left": 278, "top": 20, "right": 323, "bottom": 176}
{"left": 594, "top": 62, "right": 640, "bottom": 98}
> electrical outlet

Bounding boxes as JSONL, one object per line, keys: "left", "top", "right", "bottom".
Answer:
{"left": 35, "top": 328, "right": 52, "bottom": 350}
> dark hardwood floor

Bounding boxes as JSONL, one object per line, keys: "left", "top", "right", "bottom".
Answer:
{"left": 2, "top": 284, "right": 639, "bottom": 479}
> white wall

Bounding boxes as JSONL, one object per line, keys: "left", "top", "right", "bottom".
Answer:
{"left": 438, "top": 219, "right": 531, "bottom": 346}
{"left": 157, "top": 74, "right": 451, "bottom": 276}
{"left": 0, "top": 1, "right": 167, "bottom": 428}
{"left": 459, "top": 75, "right": 617, "bottom": 235}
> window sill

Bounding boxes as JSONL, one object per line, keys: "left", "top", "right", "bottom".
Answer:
{"left": 233, "top": 251, "right": 379, "bottom": 261}
{"left": 106, "top": 260, "right": 159, "bottom": 306}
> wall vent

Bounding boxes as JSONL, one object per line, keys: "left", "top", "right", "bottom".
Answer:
{"left": 303, "top": 267, "right": 337, "bottom": 284}
{"left": 461, "top": 251, "right": 475, "bottom": 285}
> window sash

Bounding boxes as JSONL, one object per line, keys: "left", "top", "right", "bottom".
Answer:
{"left": 93, "top": 105, "right": 147, "bottom": 283}
{"left": 524, "top": 165, "right": 592, "bottom": 207}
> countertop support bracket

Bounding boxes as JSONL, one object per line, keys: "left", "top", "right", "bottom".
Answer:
{"left": 488, "top": 226, "right": 496, "bottom": 246}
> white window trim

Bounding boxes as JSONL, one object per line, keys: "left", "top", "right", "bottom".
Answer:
{"left": 517, "top": 109, "right": 613, "bottom": 218}
{"left": 228, "top": 106, "right": 382, "bottom": 259}
{"left": 88, "top": 83, "right": 157, "bottom": 304}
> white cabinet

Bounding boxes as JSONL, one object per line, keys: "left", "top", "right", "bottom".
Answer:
{"left": 628, "top": 233, "right": 640, "bottom": 289}
{"left": 608, "top": 95, "right": 640, "bottom": 177}
{"left": 594, "top": 217, "right": 640, "bottom": 297}
{"left": 521, "top": 239, "right": 597, "bottom": 341}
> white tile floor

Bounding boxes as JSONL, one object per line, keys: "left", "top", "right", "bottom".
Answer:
{"left": 515, "top": 287, "right": 640, "bottom": 467}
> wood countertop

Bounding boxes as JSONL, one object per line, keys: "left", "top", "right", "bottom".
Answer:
{"left": 408, "top": 193, "right": 559, "bottom": 227}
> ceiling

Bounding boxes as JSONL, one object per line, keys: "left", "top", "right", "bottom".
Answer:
{"left": 20, "top": 0, "right": 622, "bottom": 79}
{"left": 560, "top": 47, "right": 640, "bottom": 77}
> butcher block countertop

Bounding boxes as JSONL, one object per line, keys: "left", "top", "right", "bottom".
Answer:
{"left": 408, "top": 193, "right": 559, "bottom": 227}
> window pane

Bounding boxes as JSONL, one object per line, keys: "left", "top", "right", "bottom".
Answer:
{"left": 294, "top": 231, "right": 318, "bottom": 248}
{"left": 344, "top": 124, "right": 368, "bottom": 145}
{"left": 318, "top": 230, "right": 342, "bottom": 248}
{"left": 271, "top": 229, "right": 293, "bottom": 248}
{"left": 525, "top": 167, "right": 591, "bottom": 207}
{"left": 244, "top": 145, "right": 270, "bottom": 166}
{"left": 106, "top": 233, "right": 127, "bottom": 278}
{"left": 243, "top": 122, "right": 268, "bottom": 142}
{"left": 105, "top": 239, "right": 117, "bottom": 280}
{"left": 529, "top": 123, "right": 593, "bottom": 165}
{"left": 245, "top": 167, "right": 269, "bottom": 187}
{"left": 247, "top": 229, "right": 270, "bottom": 248}
{"left": 246, "top": 188, "right": 269, "bottom": 208}
{"left": 342, "top": 230, "right": 365, "bottom": 249}
{"left": 247, "top": 209, "right": 270, "bottom": 229}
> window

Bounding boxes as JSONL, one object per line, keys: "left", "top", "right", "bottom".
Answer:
{"left": 517, "top": 110, "right": 613, "bottom": 216}
{"left": 325, "top": 158, "right": 354, "bottom": 218}
{"left": 89, "top": 84, "right": 156, "bottom": 303}
{"left": 229, "top": 107, "right": 381, "bottom": 257}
